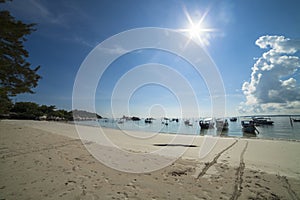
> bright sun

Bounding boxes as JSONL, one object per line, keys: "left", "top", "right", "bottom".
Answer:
{"left": 179, "top": 6, "right": 216, "bottom": 46}
{"left": 188, "top": 23, "right": 203, "bottom": 39}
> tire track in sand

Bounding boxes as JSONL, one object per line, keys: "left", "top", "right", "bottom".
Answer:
{"left": 197, "top": 139, "right": 238, "bottom": 179}
{"left": 230, "top": 140, "right": 248, "bottom": 200}
{"left": 278, "top": 175, "right": 299, "bottom": 200}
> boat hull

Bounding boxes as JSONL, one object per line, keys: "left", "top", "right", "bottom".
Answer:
{"left": 253, "top": 117, "right": 274, "bottom": 125}
{"left": 229, "top": 117, "right": 237, "bottom": 122}
{"left": 242, "top": 126, "right": 256, "bottom": 133}
{"left": 241, "top": 120, "right": 258, "bottom": 134}
{"left": 199, "top": 121, "right": 214, "bottom": 129}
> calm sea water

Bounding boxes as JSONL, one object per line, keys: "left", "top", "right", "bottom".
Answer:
{"left": 75, "top": 116, "right": 300, "bottom": 140}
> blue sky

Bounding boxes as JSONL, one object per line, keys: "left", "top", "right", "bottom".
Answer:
{"left": 2, "top": 0, "right": 300, "bottom": 118}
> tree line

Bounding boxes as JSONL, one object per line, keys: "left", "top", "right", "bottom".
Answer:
{"left": 1, "top": 102, "right": 73, "bottom": 121}
{"left": 0, "top": 101, "right": 103, "bottom": 121}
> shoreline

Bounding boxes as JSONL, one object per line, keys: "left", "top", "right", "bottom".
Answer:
{"left": 1, "top": 119, "right": 300, "bottom": 199}
{"left": 68, "top": 119, "right": 300, "bottom": 143}
{"left": 5, "top": 119, "right": 300, "bottom": 145}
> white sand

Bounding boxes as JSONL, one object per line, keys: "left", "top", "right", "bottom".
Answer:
{"left": 19, "top": 120, "right": 300, "bottom": 177}
{"left": 1, "top": 120, "right": 300, "bottom": 199}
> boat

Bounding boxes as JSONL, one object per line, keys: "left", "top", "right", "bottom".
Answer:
{"left": 144, "top": 118, "right": 153, "bottom": 123}
{"left": 131, "top": 116, "right": 141, "bottom": 121}
{"left": 199, "top": 118, "right": 215, "bottom": 129}
{"left": 162, "top": 117, "right": 169, "bottom": 126}
{"left": 252, "top": 117, "right": 274, "bottom": 125}
{"left": 241, "top": 119, "right": 259, "bottom": 134}
{"left": 229, "top": 117, "right": 237, "bottom": 122}
{"left": 184, "top": 120, "right": 193, "bottom": 126}
{"left": 216, "top": 119, "right": 229, "bottom": 131}
{"left": 172, "top": 118, "right": 179, "bottom": 122}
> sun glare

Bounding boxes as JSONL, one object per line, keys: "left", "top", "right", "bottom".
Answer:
{"left": 179, "top": 6, "right": 216, "bottom": 46}
{"left": 188, "top": 23, "right": 203, "bottom": 39}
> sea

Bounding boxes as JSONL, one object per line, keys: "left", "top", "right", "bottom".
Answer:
{"left": 74, "top": 116, "right": 300, "bottom": 141}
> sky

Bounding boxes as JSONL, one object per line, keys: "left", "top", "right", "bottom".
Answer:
{"left": 2, "top": 0, "right": 300, "bottom": 118}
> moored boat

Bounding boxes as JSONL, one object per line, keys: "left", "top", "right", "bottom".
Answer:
{"left": 145, "top": 118, "right": 153, "bottom": 123}
{"left": 252, "top": 117, "right": 274, "bottom": 125}
{"left": 229, "top": 117, "right": 237, "bottom": 122}
{"left": 199, "top": 118, "right": 214, "bottom": 129}
{"left": 184, "top": 120, "right": 193, "bottom": 126}
{"left": 241, "top": 119, "right": 259, "bottom": 134}
{"left": 172, "top": 118, "right": 179, "bottom": 122}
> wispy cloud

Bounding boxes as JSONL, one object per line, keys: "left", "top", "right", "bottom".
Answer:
{"left": 29, "top": 0, "right": 51, "bottom": 18}
{"left": 216, "top": 1, "right": 235, "bottom": 25}
{"left": 239, "top": 35, "right": 300, "bottom": 114}
{"left": 4, "top": 0, "right": 99, "bottom": 48}
{"left": 97, "top": 45, "right": 129, "bottom": 55}
{"left": 71, "top": 36, "right": 98, "bottom": 48}
{"left": 4, "top": 0, "right": 91, "bottom": 27}
{"left": 5, "top": 0, "right": 63, "bottom": 25}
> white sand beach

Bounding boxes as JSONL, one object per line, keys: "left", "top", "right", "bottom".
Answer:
{"left": 1, "top": 120, "right": 300, "bottom": 199}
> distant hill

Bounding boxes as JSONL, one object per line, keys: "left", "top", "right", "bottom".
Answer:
{"left": 72, "top": 109, "right": 102, "bottom": 120}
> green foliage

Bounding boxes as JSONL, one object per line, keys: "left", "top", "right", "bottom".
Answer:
{"left": 38, "top": 105, "right": 56, "bottom": 115}
{"left": 10, "top": 102, "right": 41, "bottom": 119}
{"left": 8, "top": 102, "right": 73, "bottom": 120}
{"left": 50, "top": 109, "right": 73, "bottom": 121}
{"left": 0, "top": 89, "right": 12, "bottom": 114}
{"left": 2, "top": 100, "right": 101, "bottom": 121}
{"left": 0, "top": 4, "right": 41, "bottom": 113}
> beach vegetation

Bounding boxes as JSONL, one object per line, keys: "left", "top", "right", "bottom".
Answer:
{"left": 0, "top": 2, "right": 41, "bottom": 114}
{"left": 0, "top": 101, "right": 103, "bottom": 121}
{"left": 10, "top": 102, "right": 41, "bottom": 119}
{"left": 4, "top": 102, "right": 72, "bottom": 121}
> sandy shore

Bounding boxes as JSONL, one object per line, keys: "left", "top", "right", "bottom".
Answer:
{"left": 1, "top": 120, "right": 300, "bottom": 199}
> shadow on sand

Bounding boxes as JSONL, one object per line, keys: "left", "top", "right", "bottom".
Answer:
{"left": 153, "top": 144, "right": 198, "bottom": 147}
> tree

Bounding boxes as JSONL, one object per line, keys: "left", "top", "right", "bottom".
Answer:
{"left": 10, "top": 101, "right": 41, "bottom": 119}
{"left": 38, "top": 105, "right": 56, "bottom": 115}
{"left": 0, "top": 3, "right": 41, "bottom": 114}
{"left": 0, "top": 89, "right": 12, "bottom": 114}
{"left": 50, "top": 109, "right": 73, "bottom": 121}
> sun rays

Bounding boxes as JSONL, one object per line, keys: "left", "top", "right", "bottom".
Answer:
{"left": 178, "top": 6, "right": 217, "bottom": 47}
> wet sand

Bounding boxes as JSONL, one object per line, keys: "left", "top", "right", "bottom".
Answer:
{"left": 0, "top": 120, "right": 300, "bottom": 199}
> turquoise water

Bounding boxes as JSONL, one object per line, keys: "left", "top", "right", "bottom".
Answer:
{"left": 75, "top": 116, "right": 300, "bottom": 140}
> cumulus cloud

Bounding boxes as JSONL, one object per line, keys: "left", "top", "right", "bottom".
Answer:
{"left": 240, "top": 35, "right": 300, "bottom": 114}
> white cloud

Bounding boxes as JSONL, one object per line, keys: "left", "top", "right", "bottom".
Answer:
{"left": 281, "top": 77, "right": 296, "bottom": 88}
{"left": 240, "top": 35, "right": 300, "bottom": 114}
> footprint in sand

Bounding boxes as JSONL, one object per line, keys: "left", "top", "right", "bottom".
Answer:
{"left": 255, "top": 182, "right": 262, "bottom": 187}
